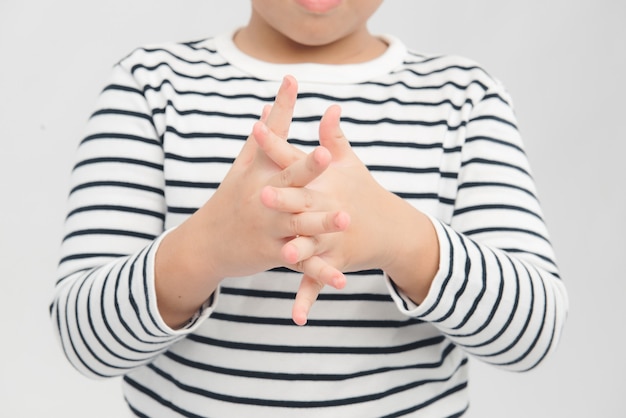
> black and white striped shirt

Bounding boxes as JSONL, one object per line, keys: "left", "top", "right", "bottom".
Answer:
{"left": 51, "top": 32, "right": 568, "bottom": 417}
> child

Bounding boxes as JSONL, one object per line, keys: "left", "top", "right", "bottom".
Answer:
{"left": 51, "top": 0, "right": 568, "bottom": 416}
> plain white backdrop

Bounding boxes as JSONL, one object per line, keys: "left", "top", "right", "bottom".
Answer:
{"left": 1, "top": 1, "right": 624, "bottom": 416}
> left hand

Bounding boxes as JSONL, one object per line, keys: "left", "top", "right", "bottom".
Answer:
{"left": 257, "top": 104, "right": 423, "bottom": 324}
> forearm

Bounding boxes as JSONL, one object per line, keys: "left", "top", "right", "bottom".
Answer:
{"left": 391, "top": 219, "right": 568, "bottom": 371}
{"left": 373, "top": 191, "right": 564, "bottom": 371}
{"left": 51, "top": 241, "right": 191, "bottom": 378}
{"left": 154, "top": 212, "right": 223, "bottom": 329}
{"left": 50, "top": 61, "right": 203, "bottom": 377}
{"left": 400, "top": 79, "right": 568, "bottom": 370}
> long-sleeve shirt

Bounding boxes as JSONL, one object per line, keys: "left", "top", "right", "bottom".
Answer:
{"left": 50, "top": 31, "right": 568, "bottom": 417}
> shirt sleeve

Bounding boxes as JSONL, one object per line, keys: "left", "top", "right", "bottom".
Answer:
{"left": 49, "top": 62, "right": 216, "bottom": 379}
{"left": 387, "top": 79, "right": 569, "bottom": 372}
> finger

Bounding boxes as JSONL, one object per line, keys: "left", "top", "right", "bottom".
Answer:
{"left": 266, "top": 145, "right": 331, "bottom": 187}
{"left": 234, "top": 106, "right": 272, "bottom": 165}
{"left": 303, "top": 256, "right": 346, "bottom": 290}
{"left": 235, "top": 135, "right": 258, "bottom": 165}
{"left": 267, "top": 201, "right": 350, "bottom": 234}
{"left": 292, "top": 274, "right": 322, "bottom": 326}
{"left": 262, "top": 187, "right": 350, "bottom": 218}
{"left": 295, "top": 255, "right": 346, "bottom": 289}
{"left": 281, "top": 236, "right": 310, "bottom": 265}
{"left": 319, "top": 104, "right": 351, "bottom": 161}
{"left": 266, "top": 75, "right": 298, "bottom": 140}
{"left": 260, "top": 104, "right": 272, "bottom": 122}
{"left": 261, "top": 185, "right": 314, "bottom": 212}
{"left": 292, "top": 263, "right": 346, "bottom": 326}
{"left": 281, "top": 235, "right": 318, "bottom": 265}
{"left": 253, "top": 120, "right": 305, "bottom": 169}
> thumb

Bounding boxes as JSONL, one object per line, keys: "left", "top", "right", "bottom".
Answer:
{"left": 319, "top": 104, "right": 351, "bottom": 161}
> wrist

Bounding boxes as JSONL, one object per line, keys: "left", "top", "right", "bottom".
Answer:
{"left": 380, "top": 198, "right": 439, "bottom": 305}
{"left": 154, "top": 214, "right": 223, "bottom": 329}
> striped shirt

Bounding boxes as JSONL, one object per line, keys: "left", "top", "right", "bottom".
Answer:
{"left": 50, "top": 32, "right": 568, "bottom": 417}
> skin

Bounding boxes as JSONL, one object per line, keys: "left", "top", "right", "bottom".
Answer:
{"left": 155, "top": 0, "right": 439, "bottom": 328}
{"left": 234, "top": 0, "right": 388, "bottom": 64}
{"left": 258, "top": 96, "right": 440, "bottom": 325}
{"left": 155, "top": 78, "right": 348, "bottom": 328}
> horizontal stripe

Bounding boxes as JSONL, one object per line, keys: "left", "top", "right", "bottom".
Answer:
{"left": 165, "top": 152, "right": 234, "bottom": 164}
{"left": 186, "top": 334, "right": 446, "bottom": 355}
{"left": 155, "top": 100, "right": 260, "bottom": 120}
{"left": 220, "top": 286, "right": 393, "bottom": 301}
{"left": 165, "top": 180, "right": 219, "bottom": 189}
{"left": 70, "top": 181, "right": 164, "bottom": 196}
{"left": 165, "top": 125, "right": 246, "bottom": 141}
{"left": 58, "top": 252, "right": 126, "bottom": 264}
{"left": 141, "top": 357, "right": 466, "bottom": 408}
{"left": 63, "top": 228, "right": 157, "bottom": 242}
{"left": 167, "top": 206, "right": 199, "bottom": 215}
{"left": 80, "top": 132, "right": 159, "bottom": 146}
{"left": 461, "top": 157, "right": 531, "bottom": 176}
{"left": 209, "top": 312, "right": 422, "bottom": 328}
{"left": 66, "top": 204, "right": 164, "bottom": 221}
{"left": 164, "top": 342, "right": 457, "bottom": 381}
{"left": 464, "top": 226, "right": 550, "bottom": 243}
{"left": 453, "top": 203, "right": 543, "bottom": 220}
{"left": 465, "top": 135, "right": 524, "bottom": 153}
{"left": 73, "top": 157, "right": 163, "bottom": 171}
{"left": 90, "top": 108, "right": 154, "bottom": 124}
{"left": 457, "top": 181, "right": 537, "bottom": 198}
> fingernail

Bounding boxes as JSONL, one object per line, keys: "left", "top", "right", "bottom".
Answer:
{"left": 260, "top": 186, "right": 276, "bottom": 206}
{"left": 335, "top": 212, "right": 351, "bottom": 230}
{"left": 333, "top": 275, "right": 345, "bottom": 289}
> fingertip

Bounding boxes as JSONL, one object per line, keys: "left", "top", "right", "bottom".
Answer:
{"left": 332, "top": 273, "right": 346, "bottom": 290}
{"left": 260, "top": 105, "right": 272, "bottom": 121}
{"left": 281, "top": 242, "right": 299, "bottom": 265}
{"left": 312, "top": 146, "right": 332, "bottom": 167}
{"left": 252, "top": 121, "right": 269, "bottom": 144}
{"left": 283, "top": 74, "right": 297, "bottom": 89}
{"left": 319, "top": 105, "right": 346, "bottom": 151}
{"left": 291, "top": 297, "right": 308, "bottom": 326}
{"left": 323, "top": 104, "right": 342, "bottom": 122}
{"left": 292, "top": 309, "right": 308, "bottom": 326}
{"left": 260, "top": 185, "right": 276, "bottom": 208}
{"left": 334, "top": 211, "right": 351, "bottom": 230}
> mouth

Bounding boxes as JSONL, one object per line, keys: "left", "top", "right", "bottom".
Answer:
{"left": 295, "top": 0, "right": 342, "bottom": 14}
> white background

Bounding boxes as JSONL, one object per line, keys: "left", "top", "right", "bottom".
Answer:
{"left": 1, "top": 0, "right": 624, "bottom": 416}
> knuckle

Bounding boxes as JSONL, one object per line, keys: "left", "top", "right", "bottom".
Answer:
{"left": 313, "top": 279, "right": 325, "bottom": 294}
{"left": 303, "top": 275, "right": 324, "bottom": 295}
{"left": 265, "top": 187, "right": 280, "bottom": 207}
{"left": 303, "top": 190, "right": 314, "bottom": 209}
{"left": 322, "top": 213, "right": 333, "bottom": 232}
{"left": 319, "top": 265, "right": 333, "bottom": 283}
{"left": 279, "top": 168, "right": 292, "bottom": 187}
{"left": 289, "top": 215, "right": 301, "bottom": 235}
{"left": 305, "top": 151, "right": 318, "bottom": 172}
{"left": 276, "top": 128, "right": 290, "bottom": 140}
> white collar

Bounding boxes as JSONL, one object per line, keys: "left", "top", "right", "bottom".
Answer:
{"left": 214, "top": 29, "right": 407, "bottom": 84}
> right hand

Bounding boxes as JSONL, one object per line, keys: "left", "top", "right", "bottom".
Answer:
{"left": 199, "top": 76, "right": 350, "bottom": 279}
{"left": 155, "top": 76, "right": 348, "bottom": 327}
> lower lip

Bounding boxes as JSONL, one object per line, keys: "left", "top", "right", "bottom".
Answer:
{"left": 295, "top": 0, "right": 342, "bottom": 14}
